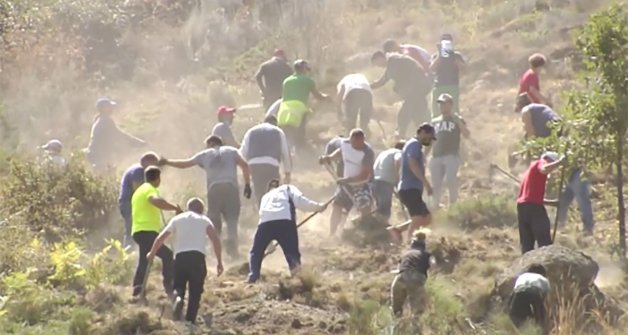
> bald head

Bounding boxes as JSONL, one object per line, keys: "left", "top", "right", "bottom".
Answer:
{"left": 140, "top": 152, "right": 159, "bottom": 168}
{"left": 187, "top": 197, "right": 205, "bottom": 214}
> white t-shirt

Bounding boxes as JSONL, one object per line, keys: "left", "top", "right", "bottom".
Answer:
{"left": 514, "top": 272, "right": 550, "bottom": 293}
{"left": 165, "top": 212, "right": 213, "bottom": 255}
{"left": 337, "top": 74, "right": 372, "bottom": 100}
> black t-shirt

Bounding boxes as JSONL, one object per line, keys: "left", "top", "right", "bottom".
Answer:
{"left": 257, "top": 57, "right": 293, "bottom": 99}
{"left": 433, "top": 52, "right": 465, "bottom": 87}
{"left": 399, "top": 248, "right": 431, "bottom": 277}
{"left": 385, "top": 54, "right": 431, "bottom": 98}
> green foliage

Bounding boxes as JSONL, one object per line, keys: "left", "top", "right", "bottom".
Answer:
{"left": 423, "top": 278, "right": 465, "bottom": 333}
{"left": 48, "top": 241, "right": 86, "bottom": 288}
{"left": 68, "top": 307, "right": 93, "bottom": 335}
{"left": 443, "top": 194, "right": 517, "bottom": 230}
{"left": 347, "top": 299, "right": 383, "bottom": 335}
{"left": 84, "top": 239, "right": 134, "bottom": 288}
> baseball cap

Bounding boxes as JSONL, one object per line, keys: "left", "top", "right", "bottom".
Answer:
{"left": 437, "top": 93, "right": 454, "bottom": 103}
{"left": 294, "top": 59, "right": 310, "bottom": 71}
{"left": 217, "top": 106, "right": 236, "bottom": 117}
{"left": 417, "top": 122, "right": 437, "bottom": 140}
{"left": 41, "top": 139, "right": 63, "bottom": 152}
{"left": 541, "top": 151, "right": 559, "bottom": 162}
{"left": 95, "top": 98, "right": 117, "bottom": 109}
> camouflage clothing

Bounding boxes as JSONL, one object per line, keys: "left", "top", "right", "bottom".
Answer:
{"left": 391, "top": 269, "right": 427, "bottom": 317}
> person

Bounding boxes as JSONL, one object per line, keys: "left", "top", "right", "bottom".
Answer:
{"left": 240, "top": 115, "right": 292, "bottom": 206}
{"left": 118, "top": 152, "right": 159, "bottom": 248}
{"left": 147, "top": 198, "right": 223, "bottom": 324}
{"left": 130, "top": 166, "right": 182, "bottom": 299}
{"left": 518, "top": 98, "right": 560, "bottom": 139}
{"left": 278, "top": 59, "right": 328, "bottom": 150}
{"left": 40, "top": 139, "right": 66, "bottom": 167}
{"left": 247, "top": 179, "right": 328, "bottom": 283}
{"left": 372, "top": 141, "right": 405, "bottom": 224}
{"left": 518, "top": 53, "right": 549, "bottom": 105}
{"left": 557, "top": 167, "right": 594, "bottom": 235}
{"left": 324, "top": 134, "right": 345, "bottom": 179}
{"left": 382, "top": 39, "right": 431, "bottom": 73}
{"left": 336, "top": 73, "right": 373, "bottom": 135}
{"left": 255, "top": 49, "right": 293, "bottom": 111}
{"left": 265, "top": 98, "right": 281, "bottom": 119}
{"left": 319, "top": 129, "right": 375, "bottom": 235}
{"left": 211, "top": 106, "right": 239, "bottom": 148}
{"left": 429, "top": 94, "right": 470, "bottom": 207}
{"left": 391, "top": 229, "right": 431, "bottom": 319}
{"left": 161, "top": 135, "right": 251, "bottom": 258}
{"left": 371, "top": 51, "right": 432, "bottom": 138}
{"left": 388, "top": 124, "right": 437, "bottom": 242}
{"left": 509, "top": 264, "right": 550, "bottom": 333}
{"left": 85, "top": 98, "right": 146, "bottom": 170}
{"left": 517, "top": 152, "right": 564, "bottom": 254}
{"left": 430, "top": 34, "right": 466, "bottom": 117}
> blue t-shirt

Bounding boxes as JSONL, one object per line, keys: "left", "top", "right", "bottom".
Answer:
{"left": 398, "top": 138, "right": 424, "bottom": 191}
{"left": 118, "top": 163, "right": 145, "bottom": 206}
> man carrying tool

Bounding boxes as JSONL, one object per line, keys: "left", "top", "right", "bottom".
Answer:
{"left": 119, "top": 152, "right": 159, "bottom": 248}
{"left": 319, "top": 129, "right": 375, "bottom": 236}
{"left": 391, "top": 229, "right": 432, "bottom": 323}
{"left": 131, "top": 166, "right": 182, "bottom": 300}
{"left": 429, "top": 93, "right": 470, "bottom": 207}
{"left": 517, "top": 152, "right": 564, "bottom": 254}
{"left": 240, "top": 115, "right": 292, "bottom": 206}
{"left": 278, "top": 59, "right": 328, "bottom": 150}
{"left": 388, "top": 124, "right": 437, "bottom": 243}
{"left": 371, "top": 51, "right": 431, "bottom": 138}
{"left": 372, "top": 141, "right": 405, "bottom": 225}
{"left": 211, "top": 106, "right": 240, "bottom": 148}
{"left": 509, "top": 264, "right": 550, "bottom": 333}
{"left": 160, "top": 135, "right": 252, "bottom": 259}
{"left": 247, "top": 179, "right": 329, "bottom": 283}
{"left": 147, "top": 198, "right": 223, "bottom": 324}
{"left": 336, "top": 73, "right": 373, "bottom": 136}
{"left": 255, "top": 49, "right": 293, "bottom": 111}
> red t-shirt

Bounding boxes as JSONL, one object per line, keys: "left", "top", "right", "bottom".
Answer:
{"left": 518, "top": 69, "right": 540, "bottom": 103}
{"left": 517, "top": 160, "right": 548, "bottom": 204}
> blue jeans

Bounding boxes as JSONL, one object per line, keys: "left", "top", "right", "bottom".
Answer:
{"left": 119, "top": 202, "right": 133, "bottom": 247}
{"left": 248, "top": 219, "right": 300, "bottom": 283}
{"left": 372, "top": 180, "right": 395, "bottom": 219}
{"left": 557, "top": 169, "right": 594, "bottom": 232}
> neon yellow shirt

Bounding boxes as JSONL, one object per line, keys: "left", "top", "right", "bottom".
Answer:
{"left": 277, "top": 100, "right": 310, "bottom": 128}
{"left": 131, "top": 183, "right": 162, "bottom": 234}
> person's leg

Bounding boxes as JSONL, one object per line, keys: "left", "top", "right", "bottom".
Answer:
{"left": 275, "top": 219, "right": 301, "bottom": 273}
{"left": 297, "top": 114, "right": 308, "bottom": 147}
{"left": 390, "top": 274, "right": 407, "bottom": 317}
{"left": 119, "top": 203, "right": 133, "bottom": 247}
{"left": 429, "top": 156, "right": 446, "bottom": 208}
{"left": 354, "top": 184, "right": 374, "bottom": 218}
{"left": 532, "top": 205, "right": 553, "bottom": 248}
{"left": 518, "top": 204, "right": 536, "bottom": 254}
{"left": 207, "top": 189, "right": 223, "bottom": 235}
{"left": 344, "top": 91, "right": 359, "bottom": 133}
{"left": 131, "top": 231, "right": 157, "bottom": 297}
{"left": 444, "top": 155, "right": 461, "bottom": 205}
{"left": 156, "top": 243, "right": 174, "bottom": 295}
{"left": 250, "top": 165, "right": 264, "bottom": 207}
{"left": 247, "top": 222, "right": 275, "bottom": 283}
{"left": 573, "top": 177, "right": 594, "bottom": 233}
{"left": 223, "top": 184, "right": 242, "bottom": 257}
{"left": 557, "top": 183, "right": 575, "bottom": 226}
{"left": 449, "top": 85, "right": 461, "bottom": 115}
{"left": 359, "top": 90, "right": 373, "bottom": 137}
{"left": 172, "top": 254, "right": 187, "bottom": 320}
{"left": 185, "top": 252, "right": 207, "bottom": 323}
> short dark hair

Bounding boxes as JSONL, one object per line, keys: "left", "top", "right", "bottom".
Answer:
{"left": 382, "top": 39, "right": 399, "bottom": 53}
{"left": 394, "top": 141, "right": 406, "bottom": 150}
{"left": 349, "top": 128, "right": 365, "bottom": 139}
{"left": 145, "top": 166, "right": 161, "bottom": 182}
{"left": 205, "top": 135, "right": 223, "bottom": 147}
{"left": 371, "top": 51, "right": 386, "bottom": 62}
{"left": 267, "top": 178, "right": 280, "bottom": 190}
{"left": 528, "top": 264, "right": 547, "bottom": 277}
{"left": 529, "top": 53, "right": 546, "bottom": 68}
{"left": 417, "top": 123, "right": 435, "bottom": 135}
{"left": 515, "top": 93, "right": 532, "bottom": 112}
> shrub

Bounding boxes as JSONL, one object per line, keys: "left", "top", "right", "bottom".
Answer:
{"left": 442, "top": 194, "right": 517, "bottom": 230}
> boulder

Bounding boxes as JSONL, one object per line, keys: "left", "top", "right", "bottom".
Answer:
{"left": 494, "top": 245, "right": 598, "bottom": 300}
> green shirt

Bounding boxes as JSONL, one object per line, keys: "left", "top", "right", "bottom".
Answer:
{"left": 281, "top": 74, "right": 315, "bottom": 105}
{"left": 131, "top": 183, "right": 162, "bottom": 234}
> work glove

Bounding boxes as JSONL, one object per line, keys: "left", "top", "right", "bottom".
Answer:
{"left": 244, "top": 183, "right": 252, "bottom": 199}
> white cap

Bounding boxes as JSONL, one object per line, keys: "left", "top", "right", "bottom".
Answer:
{"left": 42, "top": 139, "right": 63, "bottom": 152}
{"left": 541, "top": 151, "right": 559, "bottom": 162}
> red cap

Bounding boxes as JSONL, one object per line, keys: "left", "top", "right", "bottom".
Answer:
{"left": 217, "top": 106, "right": 236, "bottom": 117}
{"left": 273, "top": 48, "right": 286, "bottom": 58}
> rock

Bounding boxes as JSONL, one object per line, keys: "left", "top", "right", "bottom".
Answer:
{"left": 234, "top": 309, "right": 255, "bottom": 323}
{"left": 291, "top": 318, "right": 302, "bottom": 329}
{"left": 494, "top": 245, "right": 598, "bottom": 299}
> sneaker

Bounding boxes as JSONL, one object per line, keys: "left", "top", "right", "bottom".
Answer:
{"left": 172, "top": 296, "right": 184, "bottom": 321}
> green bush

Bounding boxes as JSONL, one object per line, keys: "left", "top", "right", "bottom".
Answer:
{"left": 442, "top": 194, "right": 517, "bottom": 230}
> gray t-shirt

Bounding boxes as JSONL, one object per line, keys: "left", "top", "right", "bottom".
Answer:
{"left": 373, "top": 148, "right": 402, "bottom": 185}
{"left": 192, "top": 146, "right": 240, "bottom": 190}
{"left": 212, "top": 122, "right": 237, "bottom": 147}
{"left": 431, "top": 115, "right": 465, "bottom": 157}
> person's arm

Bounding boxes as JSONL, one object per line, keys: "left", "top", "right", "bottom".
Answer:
{"left": 255, "top": 64, "right": 266, "bottom": 93}
{"left": 311, "top": 83, "right": 328, "bottom": 101}
{"left": 291, "top": 187, "right": 326, "bottom": 212}
{"left": 528, "top": 86, "right": 548, "bottom": 105}
{"left": 540, "top": 157, "right": 564, "bottom": 175}
{"left": 394, "top": 153, "right": 402, "bottom": 184}
{"left": 457, "top": 117, "right": 470, "bottom": 138}
{"left": 319, "top": 148, "right": 342, "bottom": 164}
{"left": 206, "top": 222, "right": 224, "bottom": 276}
{"left": 370, "top": 70, "right": 389, "bottom": 90}
{"left": 147, "top": 230, "right": 172, "bottom": 260}
{"left": 521, "top": 108, "right": 536, "bottom": 137}
{"left": 163, "top": 156, "right": 198, "bottom": 169}
{"left": 235, "top": 151, "right": 251, "bottom": 185}
{"left": 279, "top": 130, "right": 292, "bottom": 182}
{"left": 148, "top": 195, "right": 181, "bottom": 212}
